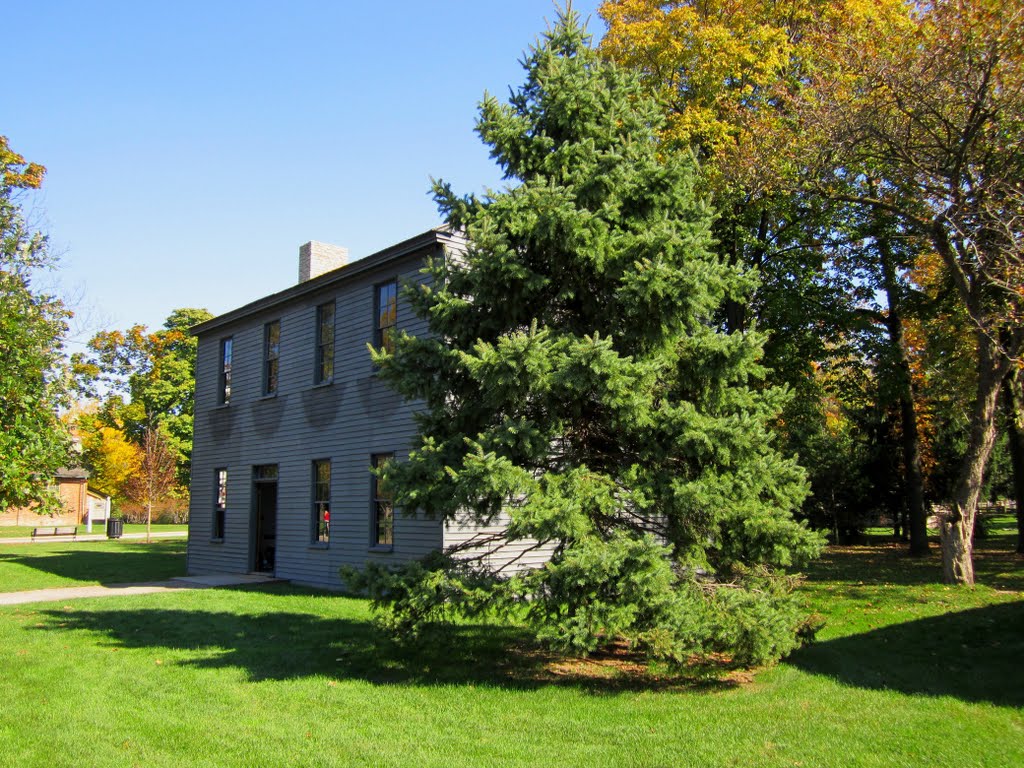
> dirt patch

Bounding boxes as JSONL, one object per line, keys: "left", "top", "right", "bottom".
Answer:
{"left": 507, "top": 640, "right": 756, "bottom": 692}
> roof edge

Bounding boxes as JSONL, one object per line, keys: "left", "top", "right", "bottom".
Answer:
{"left": 190, "top": 228, "right": 462, "bottom": 336}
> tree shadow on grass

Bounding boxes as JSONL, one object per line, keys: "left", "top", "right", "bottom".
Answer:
{"left": 27, "top": 584, "right": 735, "bottom": 694}
{"left": 0, "top": 541, "right": 186, "bottom": 586}
{"left": 788, "top": 600, "right": 1024, "bottom": 707}
{"left": 804, "top": 540, "right": 1024, "bottom": 592}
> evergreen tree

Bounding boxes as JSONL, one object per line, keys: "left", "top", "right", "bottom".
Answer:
{"left": 357, "top": 12, "right": 823, "bottom": 667}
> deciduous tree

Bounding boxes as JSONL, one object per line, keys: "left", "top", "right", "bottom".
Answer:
{"left": 600, "top": 1, "right": 1023, "bottom": 575}
{"left": 840, "top": 199, "right": 933, "bottom": 552}
{"left": 597, "top": 0, "right": 888, "bottom": 546}
{"left": 74, "top": 307, "right": 212, "bottom": 489}
{"left": 0, "top": 136, "right": 70, "bottom": 512}
{"left": 799, "top": 0, "right": 1024, "bottom": 582}
{"left": 71, "top": 403, "right": 142, "bottom": 503}
{"left": 123, "top": 426, "right": 176, "bottom": 543}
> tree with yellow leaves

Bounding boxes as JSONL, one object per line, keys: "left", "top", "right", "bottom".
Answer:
{"left": 73, "top": 307, "right": 212, "bottom": 492}
{"left": 796, "top": 0, "right": 1024, "bottom": 582}
{"left": 72, "top": 406, "right": 143, "bottom": 502}
{"left": 600, "top": 1, "right": 1024, "bottom": 581}
{"left": 599, "top": 0, "right": 817, "bottom": 192}
{"left": 599, "top": 0, "right": 934, "bottom": 554}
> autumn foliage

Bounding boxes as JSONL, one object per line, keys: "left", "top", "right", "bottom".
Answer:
{"left": 599, "top": 0, "right": 1024, "bottom": 582}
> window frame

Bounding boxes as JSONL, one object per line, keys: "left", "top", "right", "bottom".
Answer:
{"left": 370, "top": 453, "right": 394, "bottom": 549}
{"left": 315, "top": 301, "right": 335, "bottom": 385}
{"left": 213, "top": 467, "right": 227, "bottom": 541}
{"left": 263, "top": 319, "right": 281, "bottom": 396}
{"left": 374, "top": 280, "right": 398, "bottom": 355}
{"left": 218, "top": 337, "right": 233, "bottom": 405}
{"left": 312, "top": 459, "right": 331, "bottom": 546}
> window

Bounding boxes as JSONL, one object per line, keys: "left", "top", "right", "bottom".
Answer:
{"left": 219, "top": 338, "right": 233, "bottom": 404}
{"left": 312, "top": 459, "right": 331, "bottom": 544}
{"left": 213, "top": 468, "right": 227, "bottom": 540}
{"left": 253, "top": 464, "right": 278, "bottom": 482}
{"left": 263, "top": 320, "right": 280, "bottom": 395}
{"left": 375, "top": 280, "right": 397, "bottom": 354}
{"left": 371, "top": 453, "right": 394, "bottom": 547}
{"left": 316, "top": 301, "right": 335, "bottom": 384}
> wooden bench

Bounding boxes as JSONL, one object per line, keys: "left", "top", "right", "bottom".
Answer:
{"left": 31, "top": 526, "right": 77, "bottom": 540}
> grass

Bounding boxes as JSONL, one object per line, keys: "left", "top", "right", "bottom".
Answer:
{"left": 0, "top": 539, "right": 187, "bottom": 592}
{"left": 0, "top": 521, "right": 1020, "bottom": 767}
{"left": 0, "top": 523, "right": 189, "bottom": 538}
{"left": 793, "top": 515, "right": 1023, "bottom": 712}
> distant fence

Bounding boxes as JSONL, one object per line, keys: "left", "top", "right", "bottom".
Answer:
{"left": 927, "top": 499, "right": 1017, "bottom": 530}
{"left": 116, "top": 499, "right": 189, "bottom": 525}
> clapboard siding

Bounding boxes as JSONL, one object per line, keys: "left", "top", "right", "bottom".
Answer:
{"left": 188, "top": 234, "right": 447, "bottom": 588}
{"left": 187, "top": 229, "right": 553, "bottom": 588}
{"left": 444, "top": 512, "right": 559, "bottom": 573}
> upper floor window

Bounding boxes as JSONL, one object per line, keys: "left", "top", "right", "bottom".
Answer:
{"left": 219, "top": 338, "right": 233, "bottom": 405}
{"left": 316, "top": 301, "right": 335, "bottom": 384}
{"left": 213, "top": 468, "right": 227, "bottom": 540}
{"left": 312, "top": 459, "right": 331, "bottom": 544}
{"left": 371, "top": 453, "right": 394, "bottom": 548}
{"left": 375, "top": 280, "right": 397, "bottom": 355}
{"left": 263, "top": 320, "right": 280, "bottom": 395}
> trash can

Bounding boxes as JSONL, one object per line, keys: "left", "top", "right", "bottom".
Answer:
{"left": 106, "top": 518, "right": 124, "bottom": 539}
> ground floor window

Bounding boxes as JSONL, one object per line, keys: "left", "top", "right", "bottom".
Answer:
{"left": 213, "top": 468, "right": 227, "bottom": 540}
{"left": 312, "top": 459, "right": 330, "bottom": 544}
{"left": 371, "top": 453, "right": 393, "bottom": 547}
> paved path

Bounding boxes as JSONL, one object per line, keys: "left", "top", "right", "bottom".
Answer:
{"left": 0, "top": 573, "right": 279, "bottom": 606}
{"left": 0, "top": 531, "right": 188, "bottom": 545}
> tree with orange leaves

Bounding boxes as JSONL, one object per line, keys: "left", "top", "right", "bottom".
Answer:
{"left": 123, "top": 425, "right": 177, "bottom": 543}
{"left": 73, "top": 307, "right": 212, "bottom": 491}
{"left": 601, "top": 1, "right": 1023, "bottom": 581}
{"left": 598, "top": 1, "right": 934, "bottom": 555}
{"left": 796, "top": 0, "right": 1024, "bottom": 583}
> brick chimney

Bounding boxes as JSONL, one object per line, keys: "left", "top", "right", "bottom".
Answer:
{"left": 299, "top": 241, "right": 348, "bottom": 282}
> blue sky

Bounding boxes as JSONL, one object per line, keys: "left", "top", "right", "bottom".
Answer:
{"left": 5, "top": 1, "right": 603, "bottom": 348}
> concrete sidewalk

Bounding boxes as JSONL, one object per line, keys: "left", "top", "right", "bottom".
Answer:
{"left": 0, "top": 531, "right": 188, "bottom": 545}
{"left": 0, "top": 573, "right": 279, "bottom": 606}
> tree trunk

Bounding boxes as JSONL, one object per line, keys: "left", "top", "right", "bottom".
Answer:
{"left": 721, "top": 206, "right": 768, "bottom": 335}
{"left": 926, "top": 219, "right": 1021, "bottom": 583}
{"left": 1002, "top": 370, "right": 1024, "bottom": 554}
{"left": 897, "top": 368, "right": 929, "bottom": 555}
{"left": 940, "top": 341, "right": 1005, "bottom": 584}
{"left": 879, "top": 236, "right": 929, "bottom": 556}
{"left": 939, "top": 513, "right": 975, "bottom": 583}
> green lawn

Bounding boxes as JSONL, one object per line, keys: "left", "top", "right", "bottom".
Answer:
{"left": 0, "top": 539, "right": 187, "bottom": 592}
{"left": 0, "top": 523, "right": 188, "bottom": 538}
{"left": 0, "top": 523, "right": 1020, "bottom": 767}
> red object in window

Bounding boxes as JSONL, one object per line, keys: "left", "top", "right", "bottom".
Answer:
{"left": 324, "top": 510, "right": 330, "bottom": 522}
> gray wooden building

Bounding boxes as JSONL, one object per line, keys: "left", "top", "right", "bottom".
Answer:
{"left": 188, "top": 228, "right": 553, "bottom": 588}
{"left": 187, "top": 229, "right": 457, "bottom": 587}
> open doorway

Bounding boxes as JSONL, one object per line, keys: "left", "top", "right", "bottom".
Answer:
{"left": 251, "top": 464, "right": 278, "bottom": 573}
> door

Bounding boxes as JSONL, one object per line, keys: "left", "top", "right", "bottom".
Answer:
{"left": 252, "top": 465, "right": 278, "bottom": 573}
